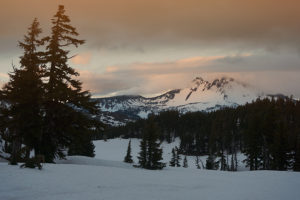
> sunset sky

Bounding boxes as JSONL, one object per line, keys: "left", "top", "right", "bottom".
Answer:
{"left": 0, "top": 0, "right": 300, "bottom": 97}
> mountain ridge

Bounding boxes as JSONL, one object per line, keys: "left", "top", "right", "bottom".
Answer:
{"left": 94, "top": 76, "right": 275, "bottom": 126}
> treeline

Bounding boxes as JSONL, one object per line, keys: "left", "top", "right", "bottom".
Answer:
{"left": 104, "top": 97, "right": 300, "bottom": 171}
{"left": 0, "top": 5, "right": 102, "bottom": 167}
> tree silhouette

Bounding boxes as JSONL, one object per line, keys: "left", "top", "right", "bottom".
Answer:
{"left": 124, "top": 140, "right": 134, "bottom": 163}
{"left": 0, "top": 18, "right": 44, "bottom": 164}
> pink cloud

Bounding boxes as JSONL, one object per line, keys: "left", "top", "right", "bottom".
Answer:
{"left": 71, "top": 53, "right": 92, "bottom": 65}
{"left": 105, "top": 66, "right": 120, "bottom": 73}
{"left": 76, "top": 52, "right": 300, "bottom": 98}
{"left": 77, "top": 54, "right": 250, "bottom": 95}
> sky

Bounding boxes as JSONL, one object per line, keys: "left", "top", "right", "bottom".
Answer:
{"left": 0, "top": 0, "right": 300, "bottom": 97}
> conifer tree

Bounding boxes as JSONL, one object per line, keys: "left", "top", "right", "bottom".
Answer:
{"left": 242, "top": 112, "right": 263, "bottom": 170}
{"left": 206, "top": 154, "right": 217, "bottom": 170}
{"left": 68, "top": 132, "right": 95, "bottom": 157}
{"left": 137, "top": 129, "right": 146, "bottom": 165}
{"left": 147, "top": 120, "right": 165, "bottom": 169}
{"left": 169, "top": 148, "right": 176, "bottom": 167}
{"left": 0, "top": 18, "right": 44, "bottom": 164}
{"left": 294, "top": 135, "right": 300, "bottom": 171}
{"left": 175, "top": 146, "right": 181, "bottom": 167}
{"left": 270, "top": 129, "right": 289, "bottom": 170}
{"left": 219, "top": 152, "right": 227, "bottom": 171}
{"left": 183, "top": 155, "right": 188, "bottom": 168}
{"left": 138, "top": 118, "right": 165, "bottom": 170}
{"left": 295, "top": 102, "right": 300, "bottom": 171}
{"left": 41, "top": 5, "right": 100, "bottom": 162}
{"left": 195, "top": 156, "right": 201, "bottom": 169}
{"left": 124, "top": 140, "right": 133, "bottom": 163}
{"left": 150, "top": 140, "right": 164, "bottom": 169}
{"left": 230, "top": 153, "right": 238, "bottom": 171}
{"left": 138, "top": 130, "right": 148, "bottom": 167}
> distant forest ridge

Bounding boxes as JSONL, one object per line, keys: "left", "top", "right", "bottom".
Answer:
{"left": 101, "top": 97, "right": 300, "bottom": 171}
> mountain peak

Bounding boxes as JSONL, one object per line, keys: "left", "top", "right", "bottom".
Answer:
{"left": 96, "top": 76, "right": 264, "bottom": 126}
{"left": 185, "top": 76, "right": 238, "bottom": 101}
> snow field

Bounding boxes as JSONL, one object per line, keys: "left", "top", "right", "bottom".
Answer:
{"left": 1, "top": 162, "right": 299, "bottom": 200}
{"left": 0, "top": 138, "right": 299, "bottom": 200}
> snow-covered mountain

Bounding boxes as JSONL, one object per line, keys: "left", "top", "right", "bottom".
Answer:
{"left": 95, "top": 77, "right": 265, "bottom": 126}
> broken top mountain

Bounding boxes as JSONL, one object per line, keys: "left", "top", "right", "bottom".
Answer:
{"left": 95, "top": 77, "right": 267, "bottom": 126}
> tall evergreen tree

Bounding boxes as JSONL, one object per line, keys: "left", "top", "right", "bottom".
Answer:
{"left": 68, "top": 132, "right": 95, "bottom": 157}
{"left": 138, "top": 118, "right": 165, "bottom": 170}
{"left": 195, "top": 156, "right": 201, "bottom": 169}
{"left": 41, "top": 5, "right": 101, "bottom": 162}
{"left": 206, "top": 154, "right": 218, "bottom": 170}
{"left": 183, "top": 155, "right": 188, "bottom": 168}
{"left": 138, "top": 132, "right": 148, "bottom": 167}
{"left": 0, "top": 18, "right": 44, "bottom": 164}
{"left": 169, "top": 148, "right": 176, "bottom": 167}
{"left": 294, "top": 134, "right": 300, "bottom": 171}
{"left": 175, "top": 146, "right": 181, "bottom": 167}
{"left": 270, "top": 129, "right": 289, "bottom": 170}
{"left": 295, "top": 101, "right": 300, "bottom": 171}
{"left": 242, "top": 112, "right": 263, "bottom": 170}
{"left": 124, "top": 140, "right": 133, "bottom": 163}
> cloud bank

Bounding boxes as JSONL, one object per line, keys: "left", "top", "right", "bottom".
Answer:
{"left": 0, "top": 0, "right": 299, "bottom": 97}
{"left": 78, "top": 53, "right": 300, "bottom": 97}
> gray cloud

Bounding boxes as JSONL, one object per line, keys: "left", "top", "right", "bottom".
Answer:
{"left": 1, "top": 0, "right": 300, "bottom": 98}
{"left": 1, "top": 0, "right": 300, "bottom": 52}
{"left": 213, "top": 52, "right": 300, "bottom": 72}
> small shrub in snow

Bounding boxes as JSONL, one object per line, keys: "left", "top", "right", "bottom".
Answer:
{"left": 20, "top": 156, "right": 43, "bottom": 170}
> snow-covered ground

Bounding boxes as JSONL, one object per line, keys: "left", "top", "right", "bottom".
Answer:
{"left": 0, "top": 138, "right": 299, "bottom": 200}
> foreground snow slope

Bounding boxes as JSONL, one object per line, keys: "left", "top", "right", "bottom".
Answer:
{"left": 1, "top": 139, "right": 299, "bottom": 200}
{"left": 1, "top": 162, "right": 300, "bottom": 200}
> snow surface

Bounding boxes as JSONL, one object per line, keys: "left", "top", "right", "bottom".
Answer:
{"left": 1, "top": 138, "right": 299, "bottom": 200}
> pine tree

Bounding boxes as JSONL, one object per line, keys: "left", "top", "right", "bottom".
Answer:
{"left": 68, "top": 132, "right": 95, "bottom": 157}
{"left": 219, "top": 151, "right": 227, "bottom": 171}
{"left": 206, "top": 154, "right": 217, "bottom": 170}
{"left": 175, "top": 146, "right": 181, "bottom": 167}
{"left": 138, "top": 132, "right": 147, "bottom": 167}
{"left": 147, "top": 119, "right": 165, "bottom": 169}
{"left": 271, "top": 129, "right": 289, "bottom": 170}
{"left": 295, "top": 102, "right": 300, "bottom": 171}
{"left": 138, "top": 118, "right": 165, "bottom": 170}
{"left": 150, "top": 140, "right": 164, "bottom": 169}
{"left": 0, "top": 18, "right": 44, "bottom": 164}
{"left": 242, "top": 113, "right": 263, "bottom": 170}
{"left": 169, "top": 148, "right": 176, "bottom": 167}
{"left": 124, "top": 140, "right": 133, "bottom": 163}
{"left": 183, "top": 155, "right": 188, "bottom": 168}
{"left": 41, "top": 5, "right": 101, "bottom": 162}
{"left": 195, "top": 156, "right": 201, "bottom": 169}
{"left": 230, "top": 153, "right": 238, "bottom": 171}
{"left": 294, "top": 134, "right": 300, "bottom": 171}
